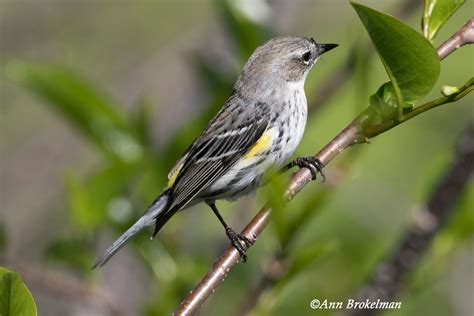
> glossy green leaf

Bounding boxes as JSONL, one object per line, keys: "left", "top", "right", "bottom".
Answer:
{"left": 369, "top": 82, "right": 399, "bottom": 121}
{"left": 422, "top": 0, "right": 466, "bottom": 41}
{"left": 0, "top": 267, "right": 37, "bottom": 316}
{"left": 6, "top": 61, "right": 143, "bottom": 162}
{"left": 352, "top": 3, "right": 440, "bottom": 116}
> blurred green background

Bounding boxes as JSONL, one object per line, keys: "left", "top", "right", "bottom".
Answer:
{"left": 0, "top": 0, "right": 472, "bottom": 315}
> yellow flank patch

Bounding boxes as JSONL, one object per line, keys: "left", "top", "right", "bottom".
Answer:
{"left": 243, "top": 130, "right": 272, "bottom": 159}
{"left": 167, "top": 161, "right": 184, "bottom": 188}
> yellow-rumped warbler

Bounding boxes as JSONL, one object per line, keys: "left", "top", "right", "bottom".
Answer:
{"left": 93, "top": 37, "right": 337, "bottom": 267}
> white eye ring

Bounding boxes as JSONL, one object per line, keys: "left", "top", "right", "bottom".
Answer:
{"left": 301, "top": 51, "right": 312, "bottom": 65}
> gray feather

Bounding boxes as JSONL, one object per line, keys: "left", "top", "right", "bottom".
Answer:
{"left": 92, "top": 192, "right": 169, "bottom": 268}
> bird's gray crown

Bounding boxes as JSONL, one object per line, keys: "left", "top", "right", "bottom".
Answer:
{"left": 234, "top": 36, "right": 337, "bottom": 99}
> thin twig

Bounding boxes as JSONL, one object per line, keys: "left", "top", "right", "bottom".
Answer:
{"left": 365, "top": 77, "right": 474, "bottom": 138}
{"left": 173, "top": 19, "right": 474, "bottom": 316}
{"left": 346, "top": 121, "right": 474, "bottom": 316}
{"left": 437, "top": 18, "right": 474, "bottom": 60}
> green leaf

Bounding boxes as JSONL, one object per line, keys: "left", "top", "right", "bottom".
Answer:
{"left": 352, "top": 2, "right": 440, "bottom": 117}
{"left": 368, "top": 81, "right": 415, "bottom": 121}
{"left": 6, "top": 61, "right": 143, "bottom": 162}
{"left": 0, "top": 267, "right": 37, "bottom": 316}
{"left": 422, "top": 0, "right": 466, "bottom": 41}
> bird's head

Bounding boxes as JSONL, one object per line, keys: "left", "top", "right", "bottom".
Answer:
{"left": 236, "top": 36, "right": 337, "bottom": 93}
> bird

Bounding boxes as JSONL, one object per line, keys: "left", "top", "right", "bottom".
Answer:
{"left": 93, "top": 36, "right": 338, "bottom": 268}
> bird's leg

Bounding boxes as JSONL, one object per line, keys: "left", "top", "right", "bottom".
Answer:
{"left": 283, "top": 156, "right": 326, "bottom": 181}
{"left": 207, "top": 201, "right": 254, "bottom": 262}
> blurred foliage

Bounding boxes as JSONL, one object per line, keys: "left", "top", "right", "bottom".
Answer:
{"left": 45, "top": 235, "right": 96, "bottom": 273}
{"left": 0, "top": 267, "right": 37, "bottom": 316}
{"left": 5, "top": 62, "right": 145, "bottom": 162}
{"left": 216, "top": 0, "right": 272, "bottom": 61}
{"left": 0, "top": 224, "right": 5, "bottom": 254}
{"left": 65, "top": 162, "right": 136, "bottom": 232}
{"left": 3, "top": 0, "right": 473, "bottom": 315}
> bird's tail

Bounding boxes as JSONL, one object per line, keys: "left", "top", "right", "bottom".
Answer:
{"left": 92, "top": 191, "right": 170, "bottom": 268}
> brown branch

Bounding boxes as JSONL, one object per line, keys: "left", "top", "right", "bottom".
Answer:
{"left": 173, "top": 19, "right": 474, "bottom": 316}
{"left": 437, "top": 18, "right": 474, "bottom": 60}
{"left": 346, "top": 121, "right": 474, "bottom": 316}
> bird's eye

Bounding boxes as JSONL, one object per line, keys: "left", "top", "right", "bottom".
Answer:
{"left": 301, "top": 51, "right": 311, "bottom": 64}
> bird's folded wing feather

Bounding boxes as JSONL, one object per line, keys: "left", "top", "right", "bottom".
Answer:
{"left": 166, "top": 98, "right": 270, "bottom": 213}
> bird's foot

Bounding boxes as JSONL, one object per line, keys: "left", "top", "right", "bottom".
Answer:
{"left": 286, "top": 156, "right": 325, "bottom": 181}
{"left": 225, "top": 227, "right": 254, "bottom": 262}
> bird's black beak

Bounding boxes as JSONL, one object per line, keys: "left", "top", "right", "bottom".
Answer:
{"left": 317, "top": 43, "right": 338, "bottom": 55}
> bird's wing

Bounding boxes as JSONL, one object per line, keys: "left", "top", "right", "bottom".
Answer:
{"left": 166, "top": 97, "right": 270, "bottom": 213}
